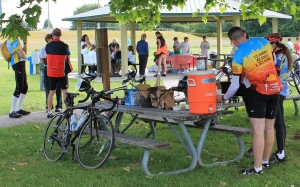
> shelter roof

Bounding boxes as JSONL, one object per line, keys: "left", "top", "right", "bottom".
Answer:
{"left": 62, "top": 0, "right": 292, "bottom": 22}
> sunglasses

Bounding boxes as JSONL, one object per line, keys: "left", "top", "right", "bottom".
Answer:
{"left": 270, "top": 42, "right": 276, "bottom": 44}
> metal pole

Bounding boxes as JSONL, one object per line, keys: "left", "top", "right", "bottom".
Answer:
{"left": 0, "top": 0, "right": 3, "bottom": 29}
{"left": 47, "top": 0, "right": 50, "bottom": 29}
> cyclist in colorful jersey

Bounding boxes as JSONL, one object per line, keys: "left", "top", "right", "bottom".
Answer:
{"left": 7, "top": 37, "right": 31, "bottom": 118}
{"left": 265, "top": 33, "right": 293, "bottom": 164}
{"left": 217, "top": 27, "right": 281, "bottom": 175}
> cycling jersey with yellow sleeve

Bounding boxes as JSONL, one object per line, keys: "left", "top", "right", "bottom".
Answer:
{"left": 231, "top": 37, "right": 275, "bottom": 88}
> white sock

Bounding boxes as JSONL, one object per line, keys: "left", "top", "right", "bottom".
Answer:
{"left": 277, "top": 150, "right": 285, "bottom": 159}
{"left": 262, "top": 160, "right": 269, "bottom": 164}
{"left": 254, "top": 166, "right": 262, "bottom": 172}
{"left": 15, "top": 93, "right": 26, "bottom": 111}
{"left": 10, "top": 96, "right": 19, "bottom": 113}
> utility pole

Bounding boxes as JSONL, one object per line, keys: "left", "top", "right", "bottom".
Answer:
{"left": 0, "top": 0, "right": 3, "bottom": 29}
{"left": 47, "top": 0, "right": 50, "bottom": 29}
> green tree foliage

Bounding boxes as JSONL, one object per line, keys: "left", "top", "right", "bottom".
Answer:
{"left": 70, "top": 3, "right": 100, "bottom": 30}
{"left": 0, "top": 0, "right": 50, "bottom": 40}
{"left": 43, "top": 19, "right": 53, "bottom": 29}
{"left": 1, "top": 0, "right": 300, "bottom": 40}
{"left": 109, "top": 0, "right": 300, "bottom": 30}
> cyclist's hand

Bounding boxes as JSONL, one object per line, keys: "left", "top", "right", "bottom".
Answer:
{"left": 216, "top": 95, "right": 224, "bottom": 103}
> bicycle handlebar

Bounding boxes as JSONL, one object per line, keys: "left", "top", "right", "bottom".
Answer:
{"left": 78, "top": 89, "right": 93, "bottom": 103}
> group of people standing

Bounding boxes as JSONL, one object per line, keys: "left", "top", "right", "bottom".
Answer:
{"left": 173, "top": 35, "right": 211, "bottom": 57}
{"left": 7, "top": 28, "right": 72, "bottom": 119}
{"left": 108, "top": 34, "right": 150, "bottom": 77}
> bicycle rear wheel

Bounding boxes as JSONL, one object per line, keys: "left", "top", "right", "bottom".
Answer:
{"left": 43, "top": 113, "right": 70, "bottom": 161}
{"left": 77, "top": 115, "right": 115, "bottom": 169}
{"left": 292, "top": 73, "right": 300, "bottom": 94}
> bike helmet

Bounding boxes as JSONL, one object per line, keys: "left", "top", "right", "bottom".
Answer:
{"left": 265, "top": 33, "right": 282, "bottom": 43}
{"left": 76, "top": 78, "right": 91, "bottom": 92}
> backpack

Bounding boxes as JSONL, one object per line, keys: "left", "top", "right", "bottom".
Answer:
{"left": 1, "top": 40, "right": 12, "bottom": 68}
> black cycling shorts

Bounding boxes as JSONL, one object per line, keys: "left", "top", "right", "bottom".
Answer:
{"left": 243, "top": 87, "right": 279, "bottom": 119}
{"left": 48, "top": 76, "right": 68, "bottom": 90}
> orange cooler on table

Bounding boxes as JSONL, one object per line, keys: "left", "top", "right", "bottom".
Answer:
{"left": 187, "top": 70, "right": 216, "bottom": 114}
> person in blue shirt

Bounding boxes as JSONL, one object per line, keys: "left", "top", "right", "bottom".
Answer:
{"left": 265, "top": 33, "right": 293, "bottom": 164}
{"left": 136, "top": 34, "right": 149, "bottom": 77}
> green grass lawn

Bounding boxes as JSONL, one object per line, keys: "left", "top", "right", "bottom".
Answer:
{"left": 0, "top": 108, "right": 300, "bottom": 186}
{"left": 0, "top": 31, "right": 300, "bottom": 186}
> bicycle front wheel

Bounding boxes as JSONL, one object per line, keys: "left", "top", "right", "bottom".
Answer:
{"left": 77, "top": 115, "right": 115, "bottom": 169}
{"left": 43, "top": 113, "right": 69, "bottom": 161}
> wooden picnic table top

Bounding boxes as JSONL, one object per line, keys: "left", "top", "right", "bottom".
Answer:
{"left": 96, "top": 102, "right": 217, "bottom": 121}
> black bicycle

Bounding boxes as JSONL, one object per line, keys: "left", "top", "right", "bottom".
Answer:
{"left": 43, "top": 75, "right": 127, "bottom": 169}
{"left": 288, "top": 59, "right": 300, "bottom": 94}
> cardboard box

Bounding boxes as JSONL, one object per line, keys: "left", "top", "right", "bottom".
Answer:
{"left": 124, "top": 89, "right": 140, "bottom": 106}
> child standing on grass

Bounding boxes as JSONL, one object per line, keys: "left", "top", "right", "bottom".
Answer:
{"left": 200, "top": 36, "right": 210, "bottom": 57}
{"left": 173, "top": 37, "right": 181, "bottom": 54}
{"left": 180, "top": 37, "right": 190, "bottom": 55}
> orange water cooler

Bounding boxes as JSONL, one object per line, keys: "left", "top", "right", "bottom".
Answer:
{"left": 187, "top": 70, "right": 216, "bottom": 114}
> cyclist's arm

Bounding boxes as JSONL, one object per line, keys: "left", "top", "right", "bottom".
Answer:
{"left": 223, "top": 75, "right": 240, "bottom": 100}
{"left": 16, "top": 49, "right": 26, "bottom": 59}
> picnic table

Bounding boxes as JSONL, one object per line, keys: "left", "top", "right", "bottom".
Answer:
{"left": 96, "top": 102, "right": 251, "bottom": 176}
{"left": 166, "top": 54, "right": 197, "bottom": 70}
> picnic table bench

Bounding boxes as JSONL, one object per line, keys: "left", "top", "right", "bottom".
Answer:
{"left": 95, "top": 102, "right": 251, "bottom": 176}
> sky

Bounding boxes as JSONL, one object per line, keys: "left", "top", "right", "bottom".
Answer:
{"left": 1, "top": 0, "right": 110, "bottom": 29}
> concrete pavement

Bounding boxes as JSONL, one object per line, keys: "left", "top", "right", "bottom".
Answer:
{"left": 0, "top": 71, "right": 186, "bottom": 128}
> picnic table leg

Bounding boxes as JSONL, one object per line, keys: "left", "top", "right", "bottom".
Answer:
{"left": 119, "top": 114, "right": 139, "bottom": 134}
{"left": 196, "top": 119, "right": 245, "bottom": 167}
{"left": 114, "top": 112, "right": 124, "bottom": 133}
{"left": 142, "top": 120, "right": 198, "bottom": 176}
{"left": 293, "top": 99, "right": 299, "bottom": 116}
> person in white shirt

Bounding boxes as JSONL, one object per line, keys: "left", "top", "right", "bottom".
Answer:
{"left": 80, "top": 34, "right": 91, "bottom": 74}
{"left": 81, "top": 44, "right": 90, "bottom": 73}
{"left": 200, "top": 36, "right": 210, "bottom": 57}
{"left": 286, "top": 38, "right": 294, "bottom": 53}
{"left": 85, "top": 44, "right": 97, "bottom": 74}
{"left": 128, "top": 45, "right": 137, "bottom": 71}
{"left": 180, "top": 37, "right": 190, "bottom": 55}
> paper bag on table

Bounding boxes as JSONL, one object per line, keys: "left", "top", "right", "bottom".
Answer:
{"left": 136, "top": 84, "right": 152, "bottom": 107}
{"left": 149, "top": 86, "right": 175, "bottom": 110}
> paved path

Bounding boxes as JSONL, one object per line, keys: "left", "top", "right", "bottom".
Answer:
{"left": 0, "top": 71, "right": 185, "bottom": 128}
{"left": 0, "top": 112, "right": 50, "bottom": 128}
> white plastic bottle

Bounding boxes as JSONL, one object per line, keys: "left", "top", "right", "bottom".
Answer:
{"left": 70, "top": 114, "right": 78, "bottom": 131}
{"left": 75, "top": 111, "right": 89, "bottom": 131}
{"left": 216, "top": 82, "right": 222, "bottom": 112}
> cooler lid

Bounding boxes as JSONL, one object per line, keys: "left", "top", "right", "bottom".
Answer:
{"left": 187, "top": 70, "right": 215, "bottom": 75}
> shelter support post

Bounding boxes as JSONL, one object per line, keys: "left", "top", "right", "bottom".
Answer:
{"left": 130, "top": 22, "right": 136, "bottom": 50}
{"left": 96, "top": 29, "right": 110, "bottom": 92}
{"left": 121, "top": 24, "right": 128, "bottom": 77}
{"left": 77, "top": 20, "right": 82, "bottom": 75}
{"left": 233, "top": 16, "right": 241, "bottom": 27}
{"left": 216, "top": 17, "right": 222, "bottom": 68}
{"left": 272, "top": 18, "right": 278, "bottom": 33}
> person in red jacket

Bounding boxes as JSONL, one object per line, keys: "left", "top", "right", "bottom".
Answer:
{"left": 45, "top": 28, "right": 70, "bottom": 118}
